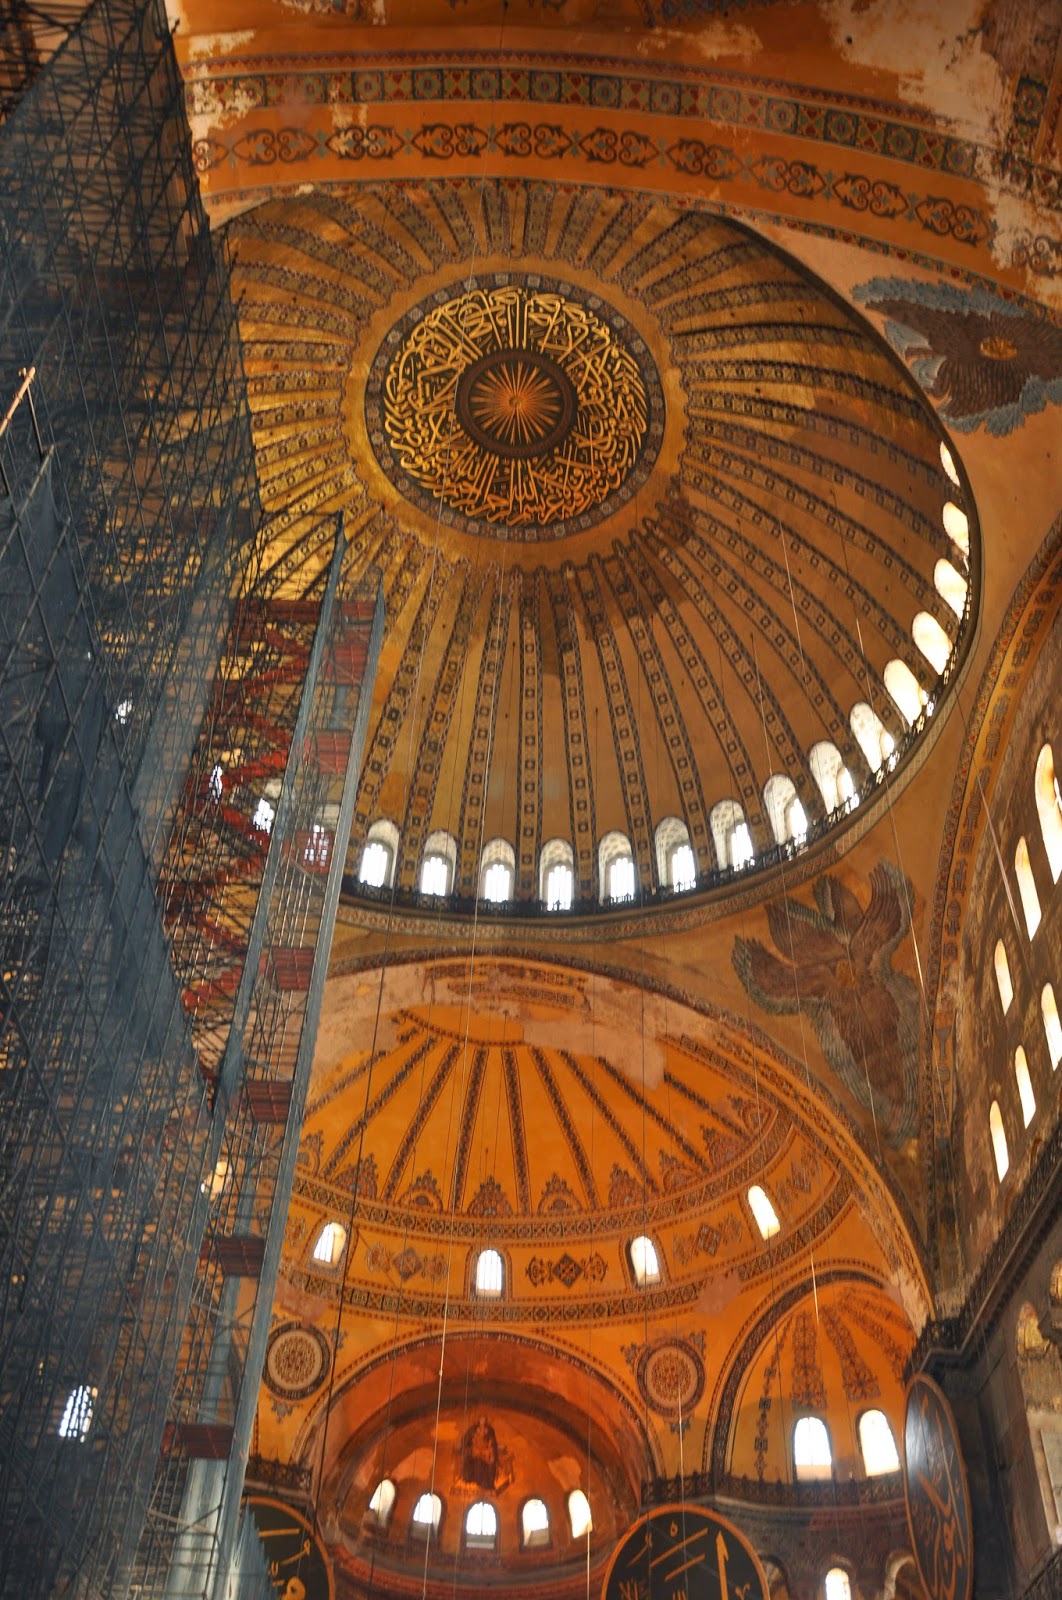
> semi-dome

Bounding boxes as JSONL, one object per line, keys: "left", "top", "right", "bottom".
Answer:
{"left": 228, "top": 178, "right": 977, "bottom": 913}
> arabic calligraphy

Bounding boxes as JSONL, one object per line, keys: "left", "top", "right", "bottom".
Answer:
{"left": 367, "top": 277, "right": 661, "bottom": 539}
{"left": 903, "top": 1376, "right": 973, "bottom": 1600}
{"left": 602, "top": 1505, "right": 768, "bottom": 1600}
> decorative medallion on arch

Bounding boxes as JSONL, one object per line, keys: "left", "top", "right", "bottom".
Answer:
{"left": 366, "top": 275, "right": 663, "bottom": 540}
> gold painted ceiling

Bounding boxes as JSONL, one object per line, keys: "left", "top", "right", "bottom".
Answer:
{"left": 229, "top": 180, "right": 974, "bottom": 900}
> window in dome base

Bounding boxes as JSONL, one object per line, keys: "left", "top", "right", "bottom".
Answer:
{"left": 312, "top": 1221, "right": 346, "bottom": 1266}
{"left": 1015, "top": 1046, "right": 1036, "bottom": 1127}
{"left": 465, "top": 1501, "right": 497, "bottom": 1550}
{"left": 858, "top": 1409, "right": 900, "bottom": 1476}
{"left": 367, "top": 1478, "right": 396, "bottom": 1528}
{"left": 568, "top": 1490, "right": 592, "bottom": 1539}
{"left": 411, "top": 1493, "right": 442, "bottom": 1538}
{"left": 521, "top": 1498, "right": 550, "bottom": 1549}
{"left": 474, "top": 1248, "right": 504, "bottom": 1298}
{"left": 747, "top": 1184, "right": 780, "bottom": 1240}
{"left": 825, "top": 1569, "right": 852, "bottom": 1600}
{"left": 793, "top": 1415, "right": 832, "bottom": 1480}
{"left": 1042, "top": 985, "right": 1062, "bottom": 1070}
{"left": 989, "top": 1100, "right": 1009, "bottom": 1182}
{"left": 628, "top": 1235, "right": 661, "bottom": 1287}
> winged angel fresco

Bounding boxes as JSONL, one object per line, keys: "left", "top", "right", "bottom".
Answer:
{"left": 732, "top": 861, "right": 920, "bottom": 1146}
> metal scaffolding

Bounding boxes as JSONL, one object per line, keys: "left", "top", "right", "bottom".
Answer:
{"left": 0, "top": 1, "right": 384, "bottom": 1595}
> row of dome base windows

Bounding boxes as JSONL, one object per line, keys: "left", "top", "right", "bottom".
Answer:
{"left": 366, "top": 1482, "right": 592, "bottom": 1549}
{"left": 793, "top": 1411, "right": 901, "bottom": 1481}
{"left": 988, "top": 743, "right": 1062, "bottom": 1183}
{"left": 308, "top": 1196, "right": 782, "bottom": 1291}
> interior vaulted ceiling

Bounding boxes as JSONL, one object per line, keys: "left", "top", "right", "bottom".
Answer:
{"left": 228, "top": 179, "right": 975, "bottom": 900}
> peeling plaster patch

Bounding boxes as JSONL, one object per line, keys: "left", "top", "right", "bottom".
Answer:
{"left": 185, "top": 76, "right": 263, "bottom": 132}
{"left": 820, "top": 0, "right": 1007, "bottom": 139}
{"left": 186, "top": 29, "right": 258, "bottom": 59}
{"left": 635, "top": 21, "right": 762, "bottom": 60}
{"left": 988, "top": 190, "right": 1062, "bottom": 311}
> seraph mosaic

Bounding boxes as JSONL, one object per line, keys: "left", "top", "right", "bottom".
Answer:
{"left": 855, "top": 277, "right": 1062, "bottom": 436}
{"left": 732, "top": 861, "right": 919, "bottom": 1145}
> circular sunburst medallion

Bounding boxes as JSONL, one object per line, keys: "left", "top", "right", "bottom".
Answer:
{"left": 636, "top": 1337, "right": 706, "bottom": 1422}
{"left": 366, "top": 275, "right": 663, "bottom": 540}
{"left": 264, "top": 1321, "right": 331, "bottom": 1402}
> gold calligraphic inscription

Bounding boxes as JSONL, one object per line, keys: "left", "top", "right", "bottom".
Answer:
{"left": 602, "top": 1505, "right": 768, "bottom": 1600}
{"left": 903, "top": 1376, "right": 973, "bottom": 1600}
{"left": 367, "top": 277, "right": 662, "bottom": 540}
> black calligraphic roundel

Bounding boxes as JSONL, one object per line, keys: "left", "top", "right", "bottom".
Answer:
{"left": 903, "top": 1375, "right": 973, "bottom": 1600}
{"left": 602, "top": 1504, "right": 769, "bottom": 1600}
{"left": 245, "top": 1496, "right": 333, "bottom": 1600}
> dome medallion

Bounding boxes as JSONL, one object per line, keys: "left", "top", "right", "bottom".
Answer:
{"left": 366, "top": 275, "right": 664, "bottom": 540}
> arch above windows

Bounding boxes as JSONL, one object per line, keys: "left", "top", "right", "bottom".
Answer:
{"left": 465, "top": 1501, "right": 497, "bottom": 1550}
{"left": 994, "top": 940, "right": 1014, "bottom": 1013}
{"left": 990, "top": 1100, "right": 1009, "bottom": 1182}
{"left": 359, "top": 818, "right": 400, "bottom": 889}
{"left": 539, "top": 837, "right": 574, "bottom": 910}
{"left": 710, "top": 799, "right": 755, "bottom": 871}
{"left": 884, "top": 658, "right": 925, "bottom": 726}
{"left": 598, "top": 830, "right": 636, "bottom": 903}
{"left": 1042, "top": 985, "right": 1062, "bottom": 1070}
{"left": 521, "top": 1497, "right": 550, "bottom": 1549}
{"left": 367, "top": 1478, "right": 396, "bottom": 1528}
{"left": 762, "top": 774, "right": 807, "bottom": 846}
{"left": 567, "top": 1489, "right": 592, "bottom": 1539}
{"left": 312, "top": 1221, "right": 347, "bottom": 1266}
{"left": 421, "top": 830, "right": 457, "bottom": 897}
{"left": 1015, "top": 836, "right": 1042, "bottom": 938}
{"left": 628, "top": 1234, "right": 661, "bottom": 1287}
{"left": 857, "top": 1409, "right": 900, "bottom": 1476}
{"left": 912, "top": 611, "right": 952, "bottom": 677}
{"left": 479, "top": 837, "right": 515, "bottom": 904}
{"left": 411, "top": 1492, "right": 442, "bottom": 1538}
{"left": 1015, "top": 1046, "right": 1036, "bottom": 1128}
{"left": 849, "top": 702, "right": 895, "bottom": 774}
{"left": 1035, "top": 744, "right": 1062, "bottom": 883}
{"left": 474, "top": 1248, "right": 504, "bottom": 1298}
{"left": 793, "top": 1415, "right": 832, "bottom": 1481}
{"left": 808, "top": 743, "right": 855, "bottom": 815}
{"left": 654, "top": 815, "right": 695, "bottom": 891}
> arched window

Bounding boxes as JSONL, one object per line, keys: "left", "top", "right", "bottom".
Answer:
{"left": 942, "top": 500, "right": 970, "bottom": 557}
{"left": 411, "top": 1492, "right": 442, "bottom": 1538}
{"left": 710, "top": 800, "right": 755, "bottom": 870}
{"left": 539, "top": 838, "right": 574, "bottom": 910}
{"left": 994, "top": 940, "right": 1014, "bottom": 1013}
{"left": 763, "top": 774, "right": 807, "bottom": 846}
{"left": 628, "top": 1235, "right": 661, "bottom": 1287}
{"left": 474, "top": 1248, "right": 504, "bottom": 1298}
{"left": 824, "top": 1570, "right": 852, "bottom": 1600}
{"left": 1035, "top": 745, "right": 1062, "bottom": 883}
{"left": 479, "top": 837, "right": 515, "bottom": 904}
{"left": 793, "top": 1416, "right": 832, "bottom": 1481}
{"left": 1042, "top": 985, "right": 1062, "bottom": 1069}
{"left": 598, "top": 830, "right": 636, "bottom": 903}
{"left": 654, "top": 816, "right": 695, "bottom": 891}
{"left": 253, "top": 796, "right": 276, "bottom": 835}
{"left": 849, "top": 703, "right": 894, "bottom": 773}
{"left": 747, "top": 1184, "right": 780, "bottom": 1240}
{"left": 939, "top": 439, "right": 961, "bottom": 487}
{"left": 360, "top": 819, "right": 399, "bottom": 889}
{"left": 521, "top": 1498, "right": 550, "bottom": 1549}
{"left": 912, "top": 611, "right": 952, "bottom": 676}
{"left": 808, "top": 743, "right": 855, "bottom": 814}
{"left": 858, "top": 1409, "right": 900, "bottom": 1475}
{"left": 420, "top": 830, "right": 457, "bottom": 897}
{"left": 58, "top": 1384, "right": 96, "bottom": 1441}
{"left": 465, "top": 1501, "right": 497, "bottom": 1550}
{"left": 1015, "top": 837, "right": 1042, "bottom": 938}
{"left": 367, "top": 1478, "right": 396, "bottom": 1528}
{"left": 934, "top": 558, "right": 968, "bottom": 620}
{"left": 1015, "top": 1046, "right": 1036, "bottom": 1127}
{"left": 567, "top": 1489, "right": 592, "bottom": 1539}
{"left": 884, "top": 659, "right": 925, "bottom": 726}
{"left": 990, "top": 1100, "right": 1009, "bottom": 1181}
{"left": 312, "top": 1221, "right": 346, "bottom": 1266}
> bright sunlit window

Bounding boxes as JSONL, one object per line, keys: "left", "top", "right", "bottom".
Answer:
{"left": 252, "top": 796, "right": 276, "bottom": 835}
{"left": 483, "top": 861, "right": 512, "bottom": 903}
{"left": 421, "top": 853, "right": 451, "bottom": 897}
{"left": 475, "top": 1248, "right": 504, "bottom": 1298}
{"left": 942, "top": 500, "right": 970, "bottom": 557}
{"left": 313, "top": 1221, "right": 346, "bottom": 1266}
{"left": 1015, "top": 837, "right": 1042, "bottom": 938}
{"left": 730, "top": 821, "right": 755, "bottom": 870}
{"left": 58, "top": 1384, "right": 97, "bottom": 1442}
{"left": 412, "top": 1492, "right": 442, "bottom": 1536}
{"left": 1042, "top": 985, "right": 1062, "bottom": 1070}
{"left": 359, "top": 840, "right": 391, "bottom": 888}
{"left": 367, "top": 1478, "right": 396, "bottom": 1527}
{"left": 1035, "top": 744, "right": 1062, "bottom": 882}
{"left": 568, "top": 1489, "right": 592, "bottom": 1539}
{"left": 465, "top": 1501, "right": 497, "bottom": 1549}
{"left": 994, "top": 939, "right": 1013, "bottom": 1014}
{"left": 669, "top": 842, "right": 696, "bottom": 891}
{"left": 608, "top": 854, "right": 635, "bottom": 903}
{"left": 793, "top": 1416, "right": 832, "bottom": 1480}
{"left": 825, "top": 1569, "right": 852, "bottom": 1600}
{"left": 1015, "top": 1046, "right": 1036, "bottom": 1127}
{"left": 940, "top": 439, "right": 960, "bottom": 486}
{"left": 629, "top": 1235, "right": 661, "bottom": 1286}
{"left": 546, "top": 861, "right": 573, "bottom": 910}
{"left": 521, "top": 1498, "right": 550, "bottom": 1549}
{"left": 990, "top": 1100, "right": 1009, "bottom": 1182}
{"left": 747, "top": 1184, "right": 780, "bottom": 1240}
{"left": 858, "top": 1409, "right": 900, "bottom": 1476}
{"left": 912, "top": 611, "right": 952, "bottom": 676}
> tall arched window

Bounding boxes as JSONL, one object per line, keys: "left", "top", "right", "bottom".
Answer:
{"left": 479, "top": 837, "right": 515, "bottom": 904}
{"left": 994, "top": 940, "right": 1014, "bottom": 1014}
{"left": 710, "top": 800, "right": 754, "bottom": 870}
{"left": 521, "top": 1498, "right": 550, "bottom": 1549}
{"left": 939, "top": 439, "right": 961, "bottom": 487}
{"left": 411, "top": 1492, "right": 442, "bottom": 1538}
{"left": 628, "top": 1235, "right": 661, "bottom": 1287}
{"left": 367, "top": 1478, "right": 396, "bottom": 1528}
{"left": 884, "top": 659, "right": 924, "bottom": 726}
{"left": 763, "top": 774, "right": 807, "bottom": 845}
{"left": 912, "top": 611, "right": 952, "bottom": 676}
{"left": 857, "top": 1409, "right": 900, "bottom": 1475}
{"left": 474, "top": 1248, "right": 504, "bottom": 1298}
{"left": 654, "top": 816, "right": 695, "bottom": 891}
{"left": 849, "top": 703, "right": 894, "bottom": 773}
{"left": 1015, "top": 837, "right": 1042, "bottom": 938}
{"left": 1042, "top": 984, "right": 1062, "bottom": 1070}
{"left": 824, "top": 1570, "right": 852, "bottom": 1600}
{"left": 934, "top": 558, "right": 968, "bottom": 619}
{"left": 989, "top": 1100, "right": 1009, "bottom": 1182}
{"left": 567, "top": 1489, "right": 592, "bottom": 1539}
{"left": 1015, "top": 1046, "right": 1036, "bottom": 1127}
{"left": 598, "top": 831, "right": 635, "bottom": 903}
{"left": 421, "top": 830, "right": 457, "bottom": 897}
{"left": 793, "top": 1416, "right": 832, "bottom": 1481}
{"left": 747, "top": 1185, "right": 780, "bottom": 1240}
{"left": 312, "top": 1221, "right": 347, "bottom": 1266}
{"left": 809, "top": 743, "right": 854, "bottom": 814}
{"left": 942, "top": 500, "right": 970, "bottom": 557}
{"left": 465, "top": 1501, "right": 497, "bottom": 1550}
{"left": 359, "top": 819, "right": 400, "bottom": 889}
{"left": 58, "top": 1384, "right": 97, "bottom": 1442}
{"left": 539, "top": 838, "right": 574, "bottom": 910}
{"left": 1035, "top": 744, "right": 1062, "bottom": 883}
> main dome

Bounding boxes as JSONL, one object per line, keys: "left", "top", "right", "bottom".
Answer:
{"left": 227, "top": 178, "right": 978, "bottom": 912}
